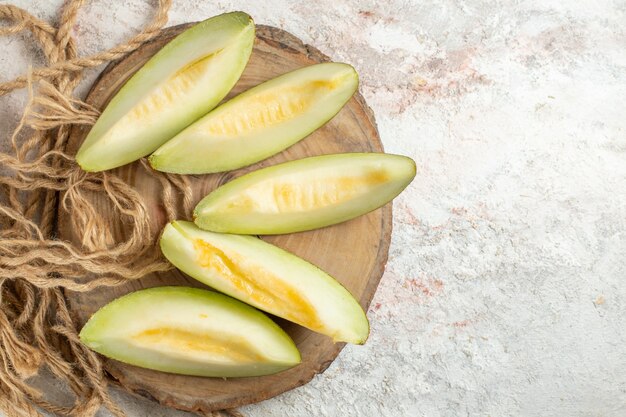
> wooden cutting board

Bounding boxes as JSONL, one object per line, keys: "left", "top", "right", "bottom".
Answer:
{"left": 60, "top": 23, "right": 391, "bottom": 414}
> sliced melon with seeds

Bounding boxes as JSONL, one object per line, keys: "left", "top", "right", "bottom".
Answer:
{"left": 160, "top": 221, "right": 369, "bottom": 344}
{"left": 76, "top": 12, "right": 255, "bottom": 172}
{"left": 148, "top": 63, "right": 358, "bottom": 174}
{"left": 79, "top": 287, "right": 300, "bottom": 377}
{"left": 193, "top": 153, "right": 416, "bottom": 235}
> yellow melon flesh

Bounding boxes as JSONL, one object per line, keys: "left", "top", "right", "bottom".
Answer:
{"left": 132, "top": 327, "right": 264, "bottom": 364}
{"left": 203, "top": 79, "right": 340, "bottom": 137}
{"left": 125, "top": 54, "right": 218, "bottom": 123}
{"left": 225, "top": 169, "right": 392, "bottom": 214}
{"left": 192, "top": 239, "right": 322, "bottom": 331}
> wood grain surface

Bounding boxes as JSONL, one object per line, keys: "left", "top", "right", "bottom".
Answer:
{"left": 60, "top": 24, "right": 391, "bottom": 414}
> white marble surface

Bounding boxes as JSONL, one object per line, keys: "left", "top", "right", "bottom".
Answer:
{"left": 1, "top": 1, "right": 626, "bottom": 416}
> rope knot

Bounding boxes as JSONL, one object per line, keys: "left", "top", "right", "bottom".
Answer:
{"left": 25, "top": 80, "right": 100, "bottom": 130}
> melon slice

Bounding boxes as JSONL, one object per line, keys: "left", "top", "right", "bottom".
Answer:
{"left": 76, "top": 12, "right": 255, "bottom": 172}
{"left": 148, "top": 63, "right": 358, "bottom": 174}
{"left": 160, "top": 221, "right": 369, "bottom": 344}
{"left": 79, "top": 286, "right": 300, "bottom": 377}
{"left": 193, "top": 153, "right": 416, "bottom": 235}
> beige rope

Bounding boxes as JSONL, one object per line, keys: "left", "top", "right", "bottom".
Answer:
{"left": 0, "top": 1, "right": 239, "bottom": 416}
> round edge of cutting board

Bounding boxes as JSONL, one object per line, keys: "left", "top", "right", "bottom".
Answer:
{"left": 61, "top": 23, "right": 391, "bottom": 414}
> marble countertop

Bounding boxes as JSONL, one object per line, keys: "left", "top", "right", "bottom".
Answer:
{"left": 1, "top": 1, "right": 625, "bottom": 416}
